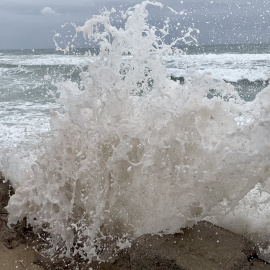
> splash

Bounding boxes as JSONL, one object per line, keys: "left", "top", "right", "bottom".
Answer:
{"left": 2, "top": 1, "right": 270, "bottom": 262}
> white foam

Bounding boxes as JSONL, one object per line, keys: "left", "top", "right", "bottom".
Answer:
{"left": 165, "top": 53, "right": 270, "bottom": 82}
{"left": 0, "top": 102, "right": 54, "bottom": 148}
{"left": 0, "top": 53, "right": 87, "bottom": 66}
{"left": 1, "top": 1, "right": 270, "bottom": 262}
{"left": 1, "top": 48, "right": 269, "bottom": 83}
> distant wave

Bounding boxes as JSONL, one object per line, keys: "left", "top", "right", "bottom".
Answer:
{"left": 171, "top": 75, "right": 269, "bottom": 86}
{"left": 165, "top": 53, "right": 270, "bottom": 83}
{"left": 0, "top": 54, "right": 86, "bottom": 66}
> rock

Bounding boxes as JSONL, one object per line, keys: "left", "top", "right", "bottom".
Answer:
{"left": 1, "top": 172, "right": 270, "bottom": 269}
{"left": 111, "top": 221, "right": 270, "bottom": 270}
{"left": 0, "top": 173, "right": 34, "bottom": 249}
{"left": 0, "top": 173, "right": 17, "bottom": 248}
{"left": 249, "top": 259, "right": 270, "bottom": 270}
{"left": 0, "top": 172, "right": 14, "bottom": 213}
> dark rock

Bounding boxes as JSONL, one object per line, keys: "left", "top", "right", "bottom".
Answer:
{"left": 111, "top": 221, "right": 270, "bottom": 270}
{"left": 1, "top": 172, "right": 270, "bottom": 269}
{"left": 0, "top": 173, "right": 34, "bottom": 249}
{"left": 249, "top": 258, "right": 270, "bottom": 270}
{"left": 0, "top": 172, "right": 14, "bottom": 213}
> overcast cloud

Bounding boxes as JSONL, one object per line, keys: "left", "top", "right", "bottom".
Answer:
{"left": 0, "top": 0, "right": 269, "bottom": 49}
{"left": 40, "top": 7, "right": 61, "bottom": 16}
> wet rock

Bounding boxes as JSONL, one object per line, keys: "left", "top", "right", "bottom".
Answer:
{"left": 1, "top": 172, "right": 270, "bottom": 269}
{"left": 111, "top": 221, "right": 270, "bottom": 270}
{"left": 249, "top": 258, "right": 270, "bottom": 270}
{"left": 0, "top": 173, "right": 34, "bottom": 249}
{"left": 0, "top": 173, "right": 17, "bottom": 248}
{"left": 0, "top": 172, "right": 14, "bottom": 213}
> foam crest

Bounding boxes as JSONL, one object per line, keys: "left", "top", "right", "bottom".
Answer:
{"left": 2, "top": 1, "right": 270, "bottom": 261}
{"left": 166, "top": 53, "right": 270, "bottom": 83}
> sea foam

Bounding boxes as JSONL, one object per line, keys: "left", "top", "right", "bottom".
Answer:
{"left": 2, "top": 1, "right": 270, "bottom": 262}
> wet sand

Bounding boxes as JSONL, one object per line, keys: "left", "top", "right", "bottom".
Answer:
{"left": 0, "top": 242, "right": 44, "bottom": 270}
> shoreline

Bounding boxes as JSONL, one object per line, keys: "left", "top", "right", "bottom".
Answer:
{"left": 1, "top": 172, "right": 270, "bottom": 270}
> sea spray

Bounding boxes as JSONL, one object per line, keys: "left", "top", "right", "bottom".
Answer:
{"left": 2, "top": 1, "right": 270, "bottom": 261}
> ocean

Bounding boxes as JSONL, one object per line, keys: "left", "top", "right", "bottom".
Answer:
{"left": 1, "top": 44, "right": 269, "bottom": 148}
{"left": 1, "top": 2, "right": 270, "bottom": 262}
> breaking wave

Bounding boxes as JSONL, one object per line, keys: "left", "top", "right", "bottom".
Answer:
{"left": 1, "top": 1, "right": 270, "bottom": 262}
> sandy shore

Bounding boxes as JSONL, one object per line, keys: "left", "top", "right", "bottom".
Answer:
{"left": 0, "top": 242, "right": 44, "bottom": 270}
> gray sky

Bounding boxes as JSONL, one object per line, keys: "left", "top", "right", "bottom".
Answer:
{"left": 0, "top": 0, "right": 269, "bottom": 49}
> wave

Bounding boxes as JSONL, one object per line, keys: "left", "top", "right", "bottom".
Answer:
{"left": 1, "top": 52, "right": 269, "bottom": 83}
{"left": 0, "top": 54, "right": 86, "bottom": 66}
{"left": 166, "top": 53, "right": 270, "bottom": 83}
{"left": 169, "top": 68, "right": 269, "bottom": 84}
{"left": 171, "top": 76, "right": 269, "bottom": 86}
{"left": 1, "top": 1, "right": 270, "bottom": 262}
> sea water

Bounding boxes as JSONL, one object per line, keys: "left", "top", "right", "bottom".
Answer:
{"left": 1, "top": 1, "right": 270, "bottom": 262}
